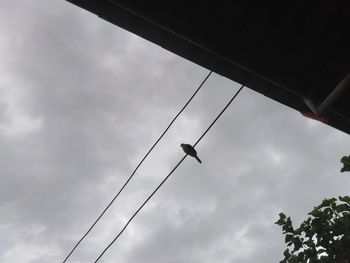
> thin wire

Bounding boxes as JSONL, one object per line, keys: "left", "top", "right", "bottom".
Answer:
{"left": 94, "top": 155, "right": 186, "bottom": 263}
{"left": 63, "top": 71, "right": 212, "bottom": 263}
{"left": 193, "top": 84, "right": 244, "bottom": 148}
{"left": 94, "top": 84, "right": 244, "bottom": 262}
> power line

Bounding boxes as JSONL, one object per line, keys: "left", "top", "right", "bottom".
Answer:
{"left": 94, "top": 84, "right": 244, "bottom": 262}
{"left": 63, "top": 71, "right": 212, "bottom": 262}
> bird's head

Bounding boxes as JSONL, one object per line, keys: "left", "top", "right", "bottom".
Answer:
{"left": 180, "top": 143, "right": 184, "bottom": 148}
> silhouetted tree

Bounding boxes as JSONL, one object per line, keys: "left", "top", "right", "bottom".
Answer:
{"left": 276, "top": 196, "right": 350, "bottom": 262}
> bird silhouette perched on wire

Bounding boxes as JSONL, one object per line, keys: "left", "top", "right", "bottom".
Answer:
{"left": 180, "top": 143, "right": 202, "bottom": 163}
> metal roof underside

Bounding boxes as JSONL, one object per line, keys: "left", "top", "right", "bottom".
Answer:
{"left": 66, "top": 0, "right": 350, "bottom": 135}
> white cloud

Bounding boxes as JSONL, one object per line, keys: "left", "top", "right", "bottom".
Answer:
{"left": 0, "top": 82, "right": 43, "bottom": 137}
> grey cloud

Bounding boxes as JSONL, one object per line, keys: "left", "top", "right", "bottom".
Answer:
{"left": 1, "top": 1, "right": 350, "bottom": 263}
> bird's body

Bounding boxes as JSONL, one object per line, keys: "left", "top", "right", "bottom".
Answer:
{"left": 180, "top": 143, "right": 202, "bottom": 163}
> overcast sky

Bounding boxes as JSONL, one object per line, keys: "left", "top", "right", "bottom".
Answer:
{"left": 1, "top": 1, "right": 350, "bottom": 263}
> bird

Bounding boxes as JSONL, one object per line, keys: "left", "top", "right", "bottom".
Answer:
{"left": 180, "top": 143, "right": 202, "bottom": 163}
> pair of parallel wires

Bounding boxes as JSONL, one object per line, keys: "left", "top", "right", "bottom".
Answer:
{"left": 63, "top": 71, "right": 244, "bottom": 262}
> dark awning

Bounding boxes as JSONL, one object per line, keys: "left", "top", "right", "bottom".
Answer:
{"left": 66, "top": 0, "right": 350, "bottom": 134}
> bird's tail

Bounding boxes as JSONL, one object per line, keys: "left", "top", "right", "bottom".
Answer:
{"left": 195, "top": 156, "right": 202, "bottom": 164}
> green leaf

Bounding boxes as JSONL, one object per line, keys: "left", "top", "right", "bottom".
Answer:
{"left": 283, "top": 248, "right": 291, "bottom": 258}
{"left": 340, "top": 156, "right": 350, "bottom": 172}
{"left": 279, "top": 213, "right": 286, "bottom": 219}
{"left": 275, "top": 213, "right": 287, "bottom": 226}
{"left": 341, "top": 155, "right": 350, "bottom": 165}
{"left": 336, "top": 203, "right": 349, "bottom": 213}
{"left": 310, "top": 208, "right": 322, "bottom": 218}
{"left": 285, "top": 234, "right": 293, "bottom": 243}
{"left": 339, "top": 196, "right": 350, "bottom": 204}
{"left": 321, "top": 199, "right": 333, "bottom": 207}
{"left": 293, "top": 237, "right": 303, "bottom": 252}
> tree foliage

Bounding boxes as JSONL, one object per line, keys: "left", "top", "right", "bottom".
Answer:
{"left": 275, "top": 196, "right": 350, "bottom": 262}
{"left": 340, "top": 156, "right": 350, "bottom": 172}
